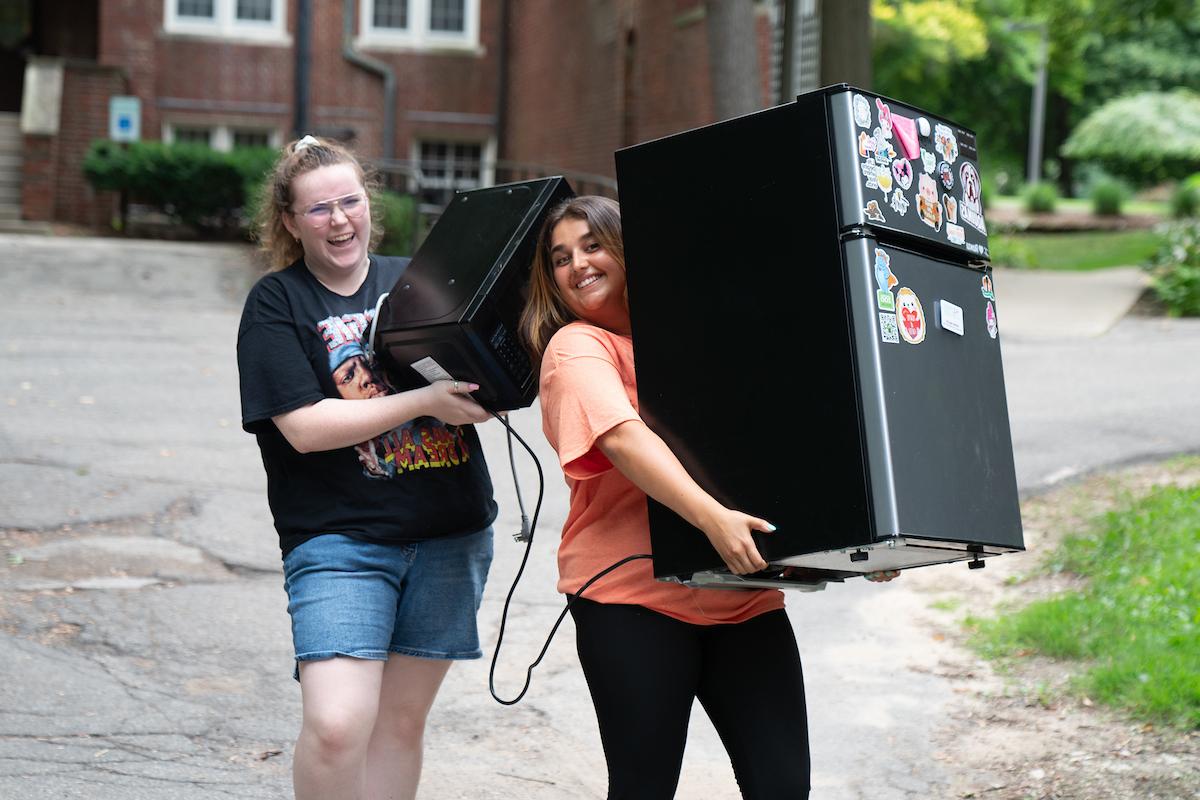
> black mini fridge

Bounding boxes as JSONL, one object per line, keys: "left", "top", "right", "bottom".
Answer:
{"left": 614, "top": 84, "right": 1023, "bottom": 589}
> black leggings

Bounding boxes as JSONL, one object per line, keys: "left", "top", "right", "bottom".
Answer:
{"left": 569, "top": 597, "right": 810, "bottom": 800}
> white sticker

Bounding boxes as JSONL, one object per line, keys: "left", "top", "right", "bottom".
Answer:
{"left": 947, "top": 223, "right": 965, "bottom": 245}
{"left": 409, "top": 356, "right": 455, "bottom": 384}
{"left": 853, "top": 94, "right": 872, "bottom": 128}
{"left": 938, "top": 299, "right": 964, "bottom": 336}
{"left": 879, "top": 312, "right": 900, "bottom": 344}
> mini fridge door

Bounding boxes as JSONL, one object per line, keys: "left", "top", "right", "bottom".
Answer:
{"left": 843, "top": 236, "right": 1022, "bottom": 550}
{"left": 828, "top": 87, "right": 990, "bottom": 262}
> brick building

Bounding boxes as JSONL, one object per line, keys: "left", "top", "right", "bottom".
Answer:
{"left": 1, "top": 1, "right": 860, "bottom": 227}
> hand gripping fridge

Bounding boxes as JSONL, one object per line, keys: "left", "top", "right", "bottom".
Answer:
{"left": 614, "top": 84, "right": 1023, "bottom": 589}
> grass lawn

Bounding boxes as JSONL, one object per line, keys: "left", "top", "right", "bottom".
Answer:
{"left": 967, "top": 481, "right": 1200, "bottom": 729}
{"left": 989, "top": 195, "right": 1170, "bottom": 217}
{"left": 990, "top": 229, "right": 1162, "bottom": 270}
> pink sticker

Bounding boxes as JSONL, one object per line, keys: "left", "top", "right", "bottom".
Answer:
{"left": 891, "top": 114, "right": 920, "bottom": 160}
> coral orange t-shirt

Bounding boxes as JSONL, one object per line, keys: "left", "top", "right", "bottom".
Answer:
{"left": 539, "top": 322, "right": 783, "bottom": 625}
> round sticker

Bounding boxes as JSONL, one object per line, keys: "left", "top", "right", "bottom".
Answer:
{"left": 896, "top": 288, "right": 926, "bottom": 344}
{"left": 938, "top": 161, "right": 954, "bottom": 190}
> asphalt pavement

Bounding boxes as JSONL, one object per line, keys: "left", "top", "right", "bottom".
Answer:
{"left": 0, "top": 234, "right": 1197, "bottom": 799}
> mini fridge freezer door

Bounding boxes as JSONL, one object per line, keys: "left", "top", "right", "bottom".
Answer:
{"left": 843, "top": 236, "right": 1023, "bottom": 550}
{"left": 829, "top": 88, "right": 990, "bottom": 262}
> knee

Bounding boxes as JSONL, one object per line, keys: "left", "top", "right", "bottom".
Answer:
{"left": 373, "top": 708, "right": 428, "bottom": 749}
{"left": 302, "top": 707, "right": 374, "bottom": 762}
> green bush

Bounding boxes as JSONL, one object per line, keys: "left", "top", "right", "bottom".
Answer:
{"left": 1090, "top": 179, "right": 1127, "bottom": 216}
{"left": 82, "top": 140, "right": 276, "bottom": 229}
{"left": 374, "top": 190, "right": 417, "bottom": 256}
{"left": 1022, "top": 181, "right": 1058, "bottom": 214}
{"left": 1062, "top": 90, "right": 1200, "bottom": 186}
{"left": 1171, "top": 173, "right": 1200, "bottom": 218}
{"left": 987, "top": 234, "right": 1038, "bottom": 268}
{"left": 1146, "top": 220, "right": 1200, "bottom": 316}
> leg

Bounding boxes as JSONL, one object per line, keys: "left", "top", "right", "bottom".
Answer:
{"left": 294, "top": 656, "right": 386, "bottom": 800}
{"left": 364, "top": 654, "right": 453, "bottom": 800}
{"left": 569, "top": 597, "right": 702, "bottom": 800}
{"left": 696, "top": 610, "right": 810, "bottom": 800}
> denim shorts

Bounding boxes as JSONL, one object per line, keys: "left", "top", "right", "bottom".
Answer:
{"left": 281, "top": 527, "right": 494, "bottom": 677}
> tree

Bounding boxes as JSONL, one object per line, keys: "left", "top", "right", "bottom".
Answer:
{"left": 1061, "top": 90, "right": 1200, "bottom": 185}
{"left": 705, "top": 0, "right": 760, "bottom": 121}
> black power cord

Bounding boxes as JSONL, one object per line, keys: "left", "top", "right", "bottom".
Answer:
{"left": 484, "top": 408, "right": 651, "bottom": 706}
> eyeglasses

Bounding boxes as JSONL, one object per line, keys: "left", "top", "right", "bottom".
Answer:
{"left": 292, "top": 193, "right": 368, "bottom": 226}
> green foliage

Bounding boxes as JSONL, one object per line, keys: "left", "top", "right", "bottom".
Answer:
{"left": 374, "top": 190, "right": 417, "bottom": 257}
{"left": 971, "top": 484, "right": 1200, "bottom": 728}
{"left": 1089, "top": 178, "right": 1126, "bottom": 216}
{"left": 1146, "top": 220, "right": 1200, "bottom": 315}
{"left": 1023, "top": 180, "right": 1058, "bottom": 213}
{"left": 1062, "top": 91, "right": 1200, "bottom": 185}
{"left": 82, "top": 140, "right": 276, "bottom": 229}
{"left": 1170, "top": 173, "right": 1200, "bottom": 218}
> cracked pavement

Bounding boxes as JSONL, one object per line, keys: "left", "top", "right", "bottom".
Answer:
{"left": 1, "top": 232, "right": 1198, "bottom": 799}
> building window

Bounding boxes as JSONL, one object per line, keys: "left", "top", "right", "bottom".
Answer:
{"left": 429, "top": 0, "right": 464, "bottom": 32}
{"left": 165, "top": 123, "right": 280, "bottom": 152}
{"left": 172, "top": 127, "right": 213, "bottom": 146}
{"left": 415, "top": 140, "right": 484, "bottom": 207}
{"left": 232, "top": 129, "right": 271, "bottom": 149}
{"left": 164, "top": 0, "right": 287, "bottom": 41}
{"left": 373, "top": 0, "right": 409, "bottom": 29}
{"left": 360, "top": 0, "right": 479, "bottom": 50}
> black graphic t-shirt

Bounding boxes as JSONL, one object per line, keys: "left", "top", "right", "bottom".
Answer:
{"left": 237, "top": 255, "right": 497, "bottom": 556}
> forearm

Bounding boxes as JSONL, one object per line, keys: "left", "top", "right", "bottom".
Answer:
{"left": 597, "top": 420, "right": 725, "bottom": 529}
{"left": 273, "top": 389, "right": 435, "bottom": 453}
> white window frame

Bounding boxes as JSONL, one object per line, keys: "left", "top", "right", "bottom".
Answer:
{"left": 163, "top": 122, "right": 282, "bottom": 152}
{"left": 359, "top": 0, "right": 481, "bottom": 52}
{"left": 163, "top": 0, "right": 289, "bottom": 44}
{"left": 410, "top": 136, "right": 495, "bottom": 205}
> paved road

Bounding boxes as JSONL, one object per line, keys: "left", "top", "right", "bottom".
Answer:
{"left": 0, "top": 234, "right": 1197, "bottom": 799}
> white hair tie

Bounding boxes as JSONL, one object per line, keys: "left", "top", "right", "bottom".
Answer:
{"left": 294, "top": 134, "right": 320, "bottom": 152}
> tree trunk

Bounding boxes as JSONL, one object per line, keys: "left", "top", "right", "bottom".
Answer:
{"left": 705, "top": 0, "right": 760, "bottom": 121}
{"left": 819, "top": 0, "right": 871, "bottom": 89}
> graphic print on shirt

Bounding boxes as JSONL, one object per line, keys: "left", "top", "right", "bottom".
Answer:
{"left": 318, "top": 309, "right": 473, "bottom": 480}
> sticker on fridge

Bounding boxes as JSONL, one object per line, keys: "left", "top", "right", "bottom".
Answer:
{"left": 921, "top": 149, "right": 936, "bottom": 174}
{"left": 853, "top": 94, "right": 872, "bottom": 129}
{"left": 859, "top": 131, "right": 875, "bottom": 158}
{"left": 959, "top": 162, "right": 987, "bottom": 235}
{"left": 889, "top": 188, "right": 910, "bottom": 216}
{"left": 981, "top": 274, "right": 995, "bottom": 300}
{"left": 874, "top": 248, "right": 898, "bottom": 292}
{"left": 896, "top": 288, "right": 926, "bottom": 344}
{"left": 877, "top": 168, "right": 894, "bottom": 195}
{"left": 892, "top": 158, "right": 914, "bottom": 190}
{"left": 876, "top": 98, "right": 893, "bottom": 139}
{"left": 985, "top": 300, "right": 998, "bottom": 339}
{"left": 879, "top": 312, "right": 900, "bottom": 344}
{"left": 944, "top": 194, "right": 958, "bottom": 224}
{"left": 947, "top": 223, "right": 965, "bottom": 245}
{"left": 934, "top": 123, "right": 958, "bottom": 164}
{"left": 938, "top": 161, "right": 955, "bottom": 190}
{"left": 861, "top": 160, "right": 880, "bottom": 190}
{"left": 864, "top": 199, "right": 886, "bottom": 223}
{"left": 917, "top": 173, "right": 943, "bottom": 231}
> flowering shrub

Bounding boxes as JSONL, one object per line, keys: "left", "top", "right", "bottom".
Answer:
{"left": 1147, "top": 221, "right": 1200, "bottom": 316}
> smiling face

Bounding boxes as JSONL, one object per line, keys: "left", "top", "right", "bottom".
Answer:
{"left": 282, "top": 163, "right": 371, "bottom": 287}
{"left": 549, "top": 217, "right": 630, "bottom": 334}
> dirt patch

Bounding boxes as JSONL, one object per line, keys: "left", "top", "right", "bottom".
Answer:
{"left": 905, "top": 459, "right": 1200, "bottom": 799}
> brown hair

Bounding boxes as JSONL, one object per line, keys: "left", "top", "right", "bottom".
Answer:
{"left": 254, "top": 135, "right": 385, "bottom": 270}
{"left": 518, "top": 195, "right": 625, "bottom": 364}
